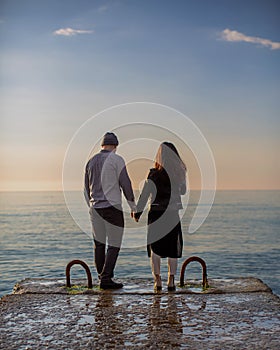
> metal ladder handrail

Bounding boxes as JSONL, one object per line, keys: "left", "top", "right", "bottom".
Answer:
{"left": 180, "top": 256, "right": 208, "bottom": 288}
{"left": 66, "top": 259, "right": 93, "bottom": 289}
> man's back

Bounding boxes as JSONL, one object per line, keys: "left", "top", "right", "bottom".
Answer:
{"left": 84, "top": 149, "right": 134, "bottom": 209}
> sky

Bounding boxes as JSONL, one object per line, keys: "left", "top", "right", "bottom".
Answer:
{"left": 1, "top": 0, "right": 280, "bottom": 191}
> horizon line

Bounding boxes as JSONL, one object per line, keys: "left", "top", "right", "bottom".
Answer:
{"left": 1, "top": 188, "right": 280, "bottom": 192}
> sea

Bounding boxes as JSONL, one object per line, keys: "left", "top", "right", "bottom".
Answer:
{"left": 0, "top": 190, "right": 279, "bottom": 297}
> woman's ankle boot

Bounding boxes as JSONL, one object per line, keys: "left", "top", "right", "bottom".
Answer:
{"left": 154, "top": 275, "right": 162, "bottom": 291}
{"left": 167, "top": 274, "right": 176, "bottom": 291}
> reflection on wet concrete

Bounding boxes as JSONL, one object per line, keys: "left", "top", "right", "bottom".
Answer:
{"left": 1, "top": 278, "right": 280, "bottom": 349}
{"left": 92, "top": 293, "right": 125, "bottom": 348}
{"left": 148, "top": 295, "right": 183, "bottom": 347}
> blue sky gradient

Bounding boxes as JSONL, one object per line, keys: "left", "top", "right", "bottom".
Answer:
{"left": 1, "top": 0, "right": 279, "bottom": 190}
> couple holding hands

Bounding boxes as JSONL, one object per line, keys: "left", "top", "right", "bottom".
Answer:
{"left": 84, "top": 132, "right": 186, "bottom": 291}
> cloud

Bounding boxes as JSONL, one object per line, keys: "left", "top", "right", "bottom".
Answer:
{"left": 221, "top": 28, "right": 280, "bottom": 50}
{"left": 98, "top": 5, "right": 109, "bottom": 13}
{"left": 53, "top": 27, "right": 93, "bottom": 36}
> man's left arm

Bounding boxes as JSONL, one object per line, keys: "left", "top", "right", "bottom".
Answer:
{"left": 118, "top": 159, "right": 136, "bottom": 212}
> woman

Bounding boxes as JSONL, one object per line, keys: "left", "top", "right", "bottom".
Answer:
{"left": 134, "top": 142, "right": 186, "bottom": 291}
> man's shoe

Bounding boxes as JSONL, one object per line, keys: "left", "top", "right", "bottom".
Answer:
{"left": 100, "top": 280, "right": 123, "bottom": 290}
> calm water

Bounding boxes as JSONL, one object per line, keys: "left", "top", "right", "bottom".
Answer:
{"left": 0, "top": 190, "right": 279, "bottom": 297}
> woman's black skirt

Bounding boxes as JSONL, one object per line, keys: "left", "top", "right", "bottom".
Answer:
{"left": 147, "top": 210, "right": 183, "bottom": 258}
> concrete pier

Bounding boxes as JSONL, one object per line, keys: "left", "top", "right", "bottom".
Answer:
{"left": 1, "top": 277, "right": 279, "bottom": 349}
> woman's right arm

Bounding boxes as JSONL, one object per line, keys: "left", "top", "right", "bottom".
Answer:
{"left": 134, "top": 179, "right": 153, "bottom": 220}
{"left": 179, "top": 168, "right": 187, "bottom": 195}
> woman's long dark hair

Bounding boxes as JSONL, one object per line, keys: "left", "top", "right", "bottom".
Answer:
{"left": 154, "top": 142, "right": 186, "bottom": 182}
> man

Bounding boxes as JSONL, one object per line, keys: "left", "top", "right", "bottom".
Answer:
{"left": 84, "top": 132, "right": 136, "bottom": 289}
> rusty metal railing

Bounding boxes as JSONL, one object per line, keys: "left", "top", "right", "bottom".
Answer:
{"left": 66, "top": 259, "right": 93, "bottom": 289}
{"left": 180, "top": 256, "right": 208, "bottom": 288}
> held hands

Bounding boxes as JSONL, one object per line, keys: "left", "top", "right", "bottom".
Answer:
{"left": 130, "top": 211, "right": 139, "bottom": 222}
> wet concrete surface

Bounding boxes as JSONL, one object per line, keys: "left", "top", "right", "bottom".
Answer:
{"left": 11, "top": 276, "right": 273, "bottom": 295}
{"left": 1, "top": 278, "right": 280, "bottom": 349}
